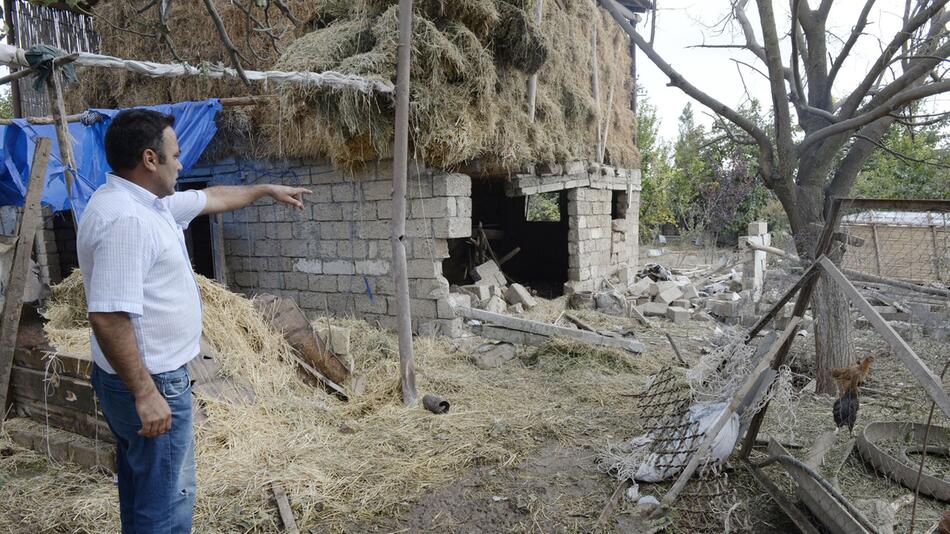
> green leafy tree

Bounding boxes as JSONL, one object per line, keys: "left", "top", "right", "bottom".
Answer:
{"left": 0, "top": 91, "right": 13, "bottom": 120}
{"left": 670, "top": 103, "right": 707, "bottom": 232}
{"left": 635, "top": 92, "right": 676, "bottom": 237}
{"left": 853, "top": 119, "right": 950, "bottom": 200}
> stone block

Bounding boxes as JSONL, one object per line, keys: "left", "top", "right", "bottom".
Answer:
{"left": 504, "top": 283, "right": 538, "bottom": 309}
{"left": 324, "top": 260, "right": 355, "bottom": 275}
{"left": 747, "top": 221, "right": 768, "bottom": 235}
{"left": 259, "top": 272, "right": 281, "bottom": 289}
{"left": 233, "top": 272, "right": 258, "bottom": 287}
{"left": 671, "top": 299, "right": 691, "bottom": 309}
{"left": 638, "top": 302, "right": 669, "bottom": 317}
{"left": 283, "top": 272, "right": 309, "bottom": 290}
{"left": 629, "top": 277, "right": 652, "bottom": 297}
{"left": 361, "top": 180, "right": 392, "bottom": 201}
{"left": 666, "top": 306, "right": 691, "bottom": 324}
{"left": 280, "top": 239, "right": 309, "bottom": 257}
{"left": 315, "top": 325, "right": 351, "bottom": 355}
{"left": 708, "top": 299, "right": 740, "bottom": 317}
{"left": 309, "top": 274, "right": 338, "bottom": 292}
{"left": 507, "top": 303, "right": 524, "bottom": 314}
{"left": 681, "top": 285, "right": 699, "bottom": 300}
{"left": 471, "top": 342, "right": 516, "bottom": 369}
{"left": 460, "top": 284, "right": 490, "bottom": 303}
{"left": 407, "top": 259, "right": 441, "bottom": 279}
{"left": 433, "top": 173, "right": 471, "bottom": 197}
{"left": 483, "top": 295, "right": 507, "bottom": 314}
{"left": 655, "top": 286, "right": 683, "bottom": 305}
{"left": 355, "top": 259, "right": 389, "bottom": 276}
{"left": 473, "top": 261, "right": 507, "bottom": 286}
{"left": 649, "top": 280, "right": 677, "bottom": 297}
{"left": 431, "top": 217, "right": 471, "bottom": 238}
{"left": 447, "top": 293, "right": 472, "bottom": 309}
{"left": 294, "top": 259, "right": 322, "bottom": 274}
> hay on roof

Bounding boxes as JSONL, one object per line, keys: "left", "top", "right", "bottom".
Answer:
{"left": 77, "top": 0, "right": 639, "bottom": 170}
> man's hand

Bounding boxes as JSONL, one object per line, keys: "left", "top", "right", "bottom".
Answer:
{"left": 266, "top": 184, "right": 311, "bottom": 211}
{"left": 135, "top": 387, "right": 172, "bottom": 437}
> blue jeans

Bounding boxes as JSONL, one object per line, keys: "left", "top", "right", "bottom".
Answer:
{"left": 91, "top": 363, "right": 196, "bottom": 534}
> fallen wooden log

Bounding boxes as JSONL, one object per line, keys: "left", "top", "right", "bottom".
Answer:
{"left": 254, "top": 294, "right": 350, "bottom": 386}
{"left": 271, "top": 483, "right": 300, "bottom": 534}
{"left": 456, "top": 307, "right": 645, "bottom": 353}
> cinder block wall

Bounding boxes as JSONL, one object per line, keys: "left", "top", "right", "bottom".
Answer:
{"left": 195, "top": 158, "right": 471, "bottom": 336}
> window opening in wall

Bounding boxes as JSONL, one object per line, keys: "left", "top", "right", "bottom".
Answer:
{"left": 443, "top": 179, "right": 568, "bottom": 298}
{"left": 611, "top": 190, "right": 628, "bottom": 220}
{"left": 525, "top": 192, "right": 561, "bottom": 222}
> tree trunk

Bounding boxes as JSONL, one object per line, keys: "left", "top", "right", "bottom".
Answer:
{"left": 785, "top": 189, "right": 855, "bottom": 396}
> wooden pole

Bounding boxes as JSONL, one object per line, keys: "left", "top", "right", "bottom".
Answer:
{"left": 45, "top": 65, "right": 79, "bottom": 227}
{"left": 392, "top": 0, "right": 417, "bottom": 406}
{"left": 526, "top": 0, "right": 544, "bottom": 122}
{"left": 3, "top": 0, "right": 22, "bottom": 119}
{"left": 0, "top": 137, "right": 52, "bottom": 412}
{"left": 870, "top": 224, "right": 883, "bottom": 275}
{"left": 591, "top": 21, "right": 603, "bottom": 163}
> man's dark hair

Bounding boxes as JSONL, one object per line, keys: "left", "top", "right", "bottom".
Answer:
{"left": 104, "top": 109, "right": 176, "bottom": 173}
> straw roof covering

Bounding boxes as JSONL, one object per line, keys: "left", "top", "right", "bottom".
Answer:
{"left": 75, "top": 0, "right": 639, "bottom": 170}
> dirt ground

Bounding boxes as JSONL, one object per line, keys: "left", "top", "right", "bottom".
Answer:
{"left": 2, "top": 245, "right": 948, "bottom": 533}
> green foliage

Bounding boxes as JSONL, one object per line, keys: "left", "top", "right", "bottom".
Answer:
{"left": 635, "top": 93, "right": 675, "bottom": 236}
{"left": 0, "top": 91, "right": 12, "bottom": 120}
{"left": 853, "top": 121, "right": 950, "bottom": 200}
{"left": 525, "top": 191, "right": 560, "bottom": 222}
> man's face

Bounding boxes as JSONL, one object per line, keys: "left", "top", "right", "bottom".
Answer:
{"left": 144, "top": 127, "right": 182, "bottom": 197}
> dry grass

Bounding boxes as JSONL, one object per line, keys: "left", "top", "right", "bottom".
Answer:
{"left": 2, "top": 271, "right": 669, "bottom": 532}
{"left": 76, "top": 0, "right": 638, "bottom": 170}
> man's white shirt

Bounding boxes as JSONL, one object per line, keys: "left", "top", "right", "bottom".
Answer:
{"left": 77, "top": 174, "right": 206, "bottom": 375}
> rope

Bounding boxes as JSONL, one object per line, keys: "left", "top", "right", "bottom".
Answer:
{"left": 41, "top": 351, "right": 64, "bottom": 467}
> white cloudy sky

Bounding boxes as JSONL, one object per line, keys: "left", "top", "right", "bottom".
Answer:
{"left": 636, "top": 0, "right": 950, "bottom": 140}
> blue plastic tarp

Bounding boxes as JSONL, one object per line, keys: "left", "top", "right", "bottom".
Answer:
{"left": 0, "top": 99, "right": 222, "bottom": 220}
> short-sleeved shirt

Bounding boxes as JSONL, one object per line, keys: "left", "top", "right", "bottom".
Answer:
{"left": 77, "top": 174, "right": 207, "bottom": 375}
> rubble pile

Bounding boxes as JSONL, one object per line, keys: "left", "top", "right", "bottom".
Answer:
{"left": 449, "top": 260, "right": 539, "bottom": 315}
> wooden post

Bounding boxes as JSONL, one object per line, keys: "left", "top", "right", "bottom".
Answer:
{"left": 526, "top": 0, "right": 544, "bottom": 122}
{"left": 212, "top": 213, "right": 228, "bottom": 286}
{"left": 45, "top": 65, "right": 79, "bottom": 228}
{"left": 928, "top": 212, "right": 942, "bottom": 281}
{"left": 3, "top": 0, "right": 22, "bottom": 119}
{"left": 391, "top": 0, "right": 417, "bottom": 406}
{"left": 0, "top": 137, "right": 52, "bottom": 412}
{"left": 661, "top": 317, "right": 802, "bottom": 507}
{"left": 870, "top": 224, "right": 883, "bottom": 275}
{"left": 591, "top": 21, "right": 603, "bottom": 163}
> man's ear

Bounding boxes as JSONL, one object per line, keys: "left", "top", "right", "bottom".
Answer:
{"left": 142, "top": 148, "right": 158, "bottom": 172}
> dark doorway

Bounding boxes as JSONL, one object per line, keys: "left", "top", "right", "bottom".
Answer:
{"left": 177, "top": 180, "right": 215, "bottom": 279}
{"left": 443, "top": 179, "right": 569, "bottom": 297}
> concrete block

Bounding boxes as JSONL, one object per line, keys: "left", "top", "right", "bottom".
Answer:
{"left": 355, "top": 260, "right": 389, "bottom": 276}
{"left": 294, "top": 259, "right": 323, "bottom": 274}
{"left": 504, "top": 283, "right": 538, "bottom": 309}
{"left": 483, "top": 295, "right": 508, "bottom": 314}
{"left": 638, "top": 302, "right": 669, "bottom": 317}
{"left": 459, "top": 284, "right": 490, "bottom": 303}
{"left": 471, "top": 342, "right": 516, "bottom": 369}
{"left": 280, "top": 239, "right": 309, "bottom": 257}
{"left": 360, "top": 180, "right": 392, "bottom": 201}
{"left": 681, "top": 285, "right": 699, "bottom": 300}
{"left": 649, "top": 280, "right": 677, "bottom": 297}
{"left": 324, "top": 260, "right": 355, "bottom": 275}
{"left": 315, "top": 325, "right": 351, "bottom": 355}
{"left": 507, "top": 303, "right": 524, "bottom": 314}
{"left": 431, "top": 217, "right": 471, "bottom": 238}
{"left": 671, "top": 299, "right": 691, "bottom": 309}
{"left": 708, "top": 299, "right": 740, "bottom": 317}
{"left": 233, "top": 272, "right": 258, "bottom": 287}
{"left": 447, "top": 293, "right": 472, "bottom": 309}
{"left": 747, "top": 221, "right": 768, "bottom": 235}
{"left": 656, "top": 286, "right": 683, "bottom": 305}
{"left": 433, "top": 173, "right": 471, "bottom": 197}
{"left": 629, "top": 277, "right": 652, "bottom": 297}
{"left": 284, "top": 272, "right": 310, "bottom": 290}
{"left": 309, "top": 274, "right": 338, "bottom": 292}
{"left": 473, "top": 261, "right": 506, "bottom": 286}
{"left": 666, "top": 306, "right": 691, "bottom": 324}
{"left": 407, "top": 259, "right": 441, "bottom": 279}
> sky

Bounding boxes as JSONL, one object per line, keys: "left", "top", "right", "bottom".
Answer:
{"left": 635, "top": 0, "right": 950, "bottom": 140}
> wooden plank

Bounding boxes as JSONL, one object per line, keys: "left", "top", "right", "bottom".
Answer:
{"left": 212, "top": 213, "right": 228, "bottom": 286}
{"left": 743, "top": 462, "right": 822, "bottom": 534}
{"left": 10, "top": 365, "right": 98, "bottom": 415}
{"left": 456, "top": 306, "right": 645, "bottom": 353}
{"left": 272, "top": 483, "right": 300, "bottom": 533}
{"left": 0, "top": 137, "right": 52, "bottom": 411}
{"left": 818, "top": 256, "right": 950, "bottom": 420}
{"left": 662, "top": 317, "right": 801, "bottom": 507}
{"left": 14, "top": 397, "right": 113, "bottom": 443}
{"left": 13, "top": 347, "right": 92, "bottom": 379}
{"left": 746, "top": 261, "right": 818, "bottom": 339}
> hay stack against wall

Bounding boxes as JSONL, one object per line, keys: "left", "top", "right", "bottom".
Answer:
{"left": 75, "top": 0, "right": 638, "bottom": 170}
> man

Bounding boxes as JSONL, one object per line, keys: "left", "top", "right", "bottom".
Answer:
{"left": 78, "top": 109, "right": 310, "bottom": 533}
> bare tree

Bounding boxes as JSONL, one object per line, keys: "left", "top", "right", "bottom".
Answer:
{"left": 603, "top": 0, "right": 950, "bottom": 394}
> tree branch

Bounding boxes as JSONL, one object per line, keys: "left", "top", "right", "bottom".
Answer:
{"left": 790, "top": 0, "right": 806, "bottom": 105}
{"left": 836, "top": 0, "right": 950, "bottom": 119}
{"left": 800, "top": 79, "right": 950, "bottom": 152}
{"left": 854, "top": 133, "right": 950, "bottom": 169}
{"left": 827, "top": 0, "right": 876, "bottom": 90}
{"left": 272, "top": 0, "right": 302, "bottom": 27}
{"left": 757, "top": 0, "right": 796, "bottom": 175}
{"left": 202, "top": 0, "right": 251, "bottom": 86}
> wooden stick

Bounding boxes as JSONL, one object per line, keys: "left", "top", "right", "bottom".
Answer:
{"left": 564, "top": 312, "right": 597, "bottom": 332}
{"left": 391, "top": 0, "right": 417, "bottom": 407}
{"left": 0, "top": 137, "right": 52, "bottom": 411}
{"left": 818, "top": 256, "right": 950, "bottom": 419}
{"left": 870, "top": 224, "right": 883, "bottom": 275}
{"left": 591, "top": 21, "right": 603, "bottom": 163}
{"left": 271, "top": 483, "right": 299, "bottom": 534}
{"left": 526, "top": 0, "right": 544, "bottom": 122}
{"left": 46, "top": 66, "right": 78, "bottom": 206}
{"left": 0, "top": 95, "right": 277, "bottom": 126}
{"left": 661, "top": 317, "right": 801, "bottom": 507}
{"left": 664, "top": 332, "right": 688, "bottom": 367}
{"left": 594, "top": 478, "right": 631, "bottom": 528}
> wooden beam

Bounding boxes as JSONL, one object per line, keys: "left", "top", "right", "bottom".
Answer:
{"left": 661, "top": 317, "right": 801, "bottom": 507}
{"left": 818, "top": 256, "right": 950, "bottom": 419}
{"left": 46, "top": 67, "right": 78, "bottom": 208}
{"left": 391, "top": 0, "right": 417, "bottom": 407}
{"left": 745, "top": 261, "right": 818, "bottom": 340}
{"left": 870, "top": 224, "right": 883, "bottom": 275}
{"left": 743, "top": 462, "right": 822, "bottom": 534}
{"left": 526, "top": 0, "right": 544, "bottom": 122}
{"left": 0, "top": 137, "right": 52, "bottom": 412}
{"left": 457, "top": 306, "right": 645, "bottom": 353}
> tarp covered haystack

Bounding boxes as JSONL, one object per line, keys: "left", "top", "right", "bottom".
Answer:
{"left": 76, "top": 0, "right": 639, "bottom": 169}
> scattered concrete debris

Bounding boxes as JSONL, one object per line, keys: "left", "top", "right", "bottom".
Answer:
{"left": 471, "top": 341, "right": 518, "bottom": 369}
{"left": 450, "top": 261, "right": 540, "bottom": 316}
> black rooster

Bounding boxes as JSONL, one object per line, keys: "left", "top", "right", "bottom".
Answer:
{"left": 831, "top": 355, "right": 874, "bottom": 435}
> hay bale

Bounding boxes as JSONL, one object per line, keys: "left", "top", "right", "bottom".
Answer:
{"left": 491, "top": 0, "right": 548, "bottom": 74}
